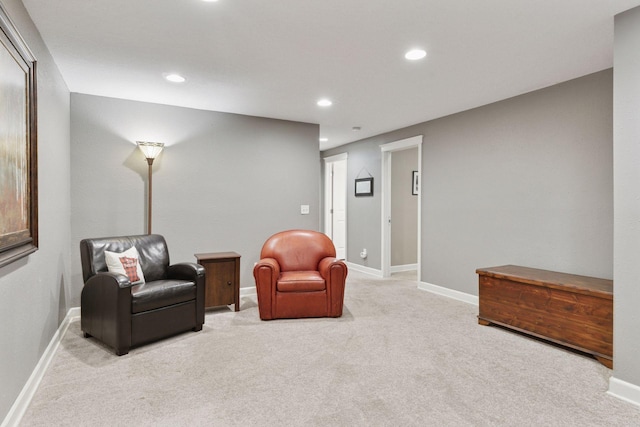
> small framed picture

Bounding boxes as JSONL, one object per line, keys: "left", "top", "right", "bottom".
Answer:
{"left": 355, "top": 177, "right": 373, "bottom": 197}
{"left": 412, "top": 171, "right": 419, "bottom": 196}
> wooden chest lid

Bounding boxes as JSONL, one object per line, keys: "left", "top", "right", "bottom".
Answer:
{"left": 476, "top": 265, "right": 613, "bottom": 299}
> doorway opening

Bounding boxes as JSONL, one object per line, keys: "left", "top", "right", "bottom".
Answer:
{"left": 381, "top": 136, "right": 422, "bottom": 280}
{"left": 324, "top": 153, "right": 348, "bottom": 260}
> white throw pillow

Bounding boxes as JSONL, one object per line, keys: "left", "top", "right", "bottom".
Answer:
{"left": 104, "top": 246, "right": 145, "bottom": 284}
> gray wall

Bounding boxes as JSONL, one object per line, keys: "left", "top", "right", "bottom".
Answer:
{"left": 333, "top": 140, "right": 382, "bottom": 269}
{"left": 613, "top": 5, "right": 640, "bottom": 390}
{"left": 70, "top": 93, "right": 321, "bottom": 303}
{"left": 422, "top": 70, "right": 613, "bottom": 294}
{"left": 391, "top": 148, "right": 418, "bottom": 266}
{"left": 0, "top": 0, "right": 71, "bottom": 420}
{"left": 324, "top": 69, "right": 613, "bottom": 297}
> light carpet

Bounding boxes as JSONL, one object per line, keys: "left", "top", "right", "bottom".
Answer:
{"left": 19, "top": 271, "right": 640, "bottom": 426}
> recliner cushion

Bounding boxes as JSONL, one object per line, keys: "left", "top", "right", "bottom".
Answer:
{"left": 131, "top": 279, "right": 196, "bottom": 314}
{"left": 277, "top": 271, "right": 326, "bottom": 292}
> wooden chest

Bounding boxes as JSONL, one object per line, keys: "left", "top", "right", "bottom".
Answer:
{"left": 476, "top": 265, "right": 613, "bottom": 368}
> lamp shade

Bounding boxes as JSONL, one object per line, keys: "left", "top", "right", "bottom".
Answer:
{"left": 137, "top": 141, "right": 164, "bottom": 160}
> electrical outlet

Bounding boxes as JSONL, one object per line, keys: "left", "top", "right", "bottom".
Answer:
{"left": 300, "top": 205, "right": 310, "bottom": 215}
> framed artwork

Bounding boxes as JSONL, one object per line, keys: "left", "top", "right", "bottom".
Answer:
{"left": 412, "top": 171, "right": 419, "bottom": 196}
{"left": 355, "top": 177, "right": 373, "bottom": 197}
{"left": 0, "top": 4, "right": 38, "bottom": 268}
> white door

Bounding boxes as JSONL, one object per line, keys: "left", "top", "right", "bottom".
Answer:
{"left": 332, "top": 159, "right": 347, "bottom": 259}
{"left": 324, "top": 154, "right": 348, "bottom": 260}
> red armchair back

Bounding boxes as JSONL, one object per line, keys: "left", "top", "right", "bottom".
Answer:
{"left": 253, "top": 230, "right": 347, "bottom": 320}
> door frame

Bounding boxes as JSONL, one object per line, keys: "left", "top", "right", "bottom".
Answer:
{"left": 380, "top": 135, "right": 422, "bottom": 279}
{"left": 323, "top": 153, "right": 348, "bottom": 258}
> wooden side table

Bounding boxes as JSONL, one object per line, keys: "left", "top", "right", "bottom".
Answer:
{"left": 195, "top": 252, "right": 241, "bottom": 311}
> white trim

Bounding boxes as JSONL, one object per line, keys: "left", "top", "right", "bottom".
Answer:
{"left": 390, "top": 263, "right": 418, "bottom": 273}
{"left": 2, "top": 307, "right": 81, "bottom": 427}
{"left": 324, "top": 160, "right": 332, "bottom": 236}
{"left": 381, "top": 150, "right": 392, "bottom": 278}
{"left": 608, "top": 377, "right": 640, "bottom": 408}
{"left": 417, "top": 281, "right": 479, "bottom": 306}
{"left": 380, "top": 135, "right": 422, "bottom": 152}
{"left": 380, "top": 135, "right": 423, "bottom": 280}
{"left": 323, "top": 153, "right": 348, "bottom": 260}
{"left": 240, "top": 286, "right": 257, "bottom": 297}
{"left": 323, "top": 152, "right": 348, "bottom": 163}
{"left": 346, "top": 261, "right": 383, "bottom": 277}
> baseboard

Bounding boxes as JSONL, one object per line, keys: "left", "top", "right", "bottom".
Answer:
{"left": 2, "top": 307, "right": 81, "bottom": 427}
{"left": 607, "top": 376, "right": 640, "bottom": 408}
{"left": 240, "top": 286, "right": 256, "bottom": 297}
{"left": 418, "top": 281, "right": 479, "bottom": 306}
{"left": 345, "top": 262, "right": 383, "bottom": 277}
{"left": 390, "top": 264, "right": 418, "bottom": 273}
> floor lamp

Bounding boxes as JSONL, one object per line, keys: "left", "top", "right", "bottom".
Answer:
{"left": 137, "top": 141, "right": 164, "bottom": 234}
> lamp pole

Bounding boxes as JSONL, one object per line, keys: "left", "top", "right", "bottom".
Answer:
{"left": 137, "top": 141, "right": 164, "bottom": 235}
{"left": 146, "top": 157, "right": 154, "bottom": 235}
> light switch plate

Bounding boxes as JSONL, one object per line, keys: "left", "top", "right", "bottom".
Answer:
{"left": 300, "top": 205, "right": 310, "bottom": 215}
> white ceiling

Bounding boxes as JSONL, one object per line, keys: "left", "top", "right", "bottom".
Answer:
{"left": 22, "top": 0, "right": 640, "bottom": 150}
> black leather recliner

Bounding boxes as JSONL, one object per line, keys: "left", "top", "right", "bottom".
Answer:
{"left": 80, "top": 234, "right": 205, "bottom": 355}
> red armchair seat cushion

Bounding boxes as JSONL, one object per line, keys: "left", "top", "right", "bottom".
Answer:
{"left": 277, "top": 271, "right": 326, "bottom": 292}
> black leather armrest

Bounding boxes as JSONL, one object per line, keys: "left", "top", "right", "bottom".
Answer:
{"left": 81, "top": 272, "right": 134, "bottom": 354}
{"left": 167, "top": 262, "right": 206, "bottom": 328}
{"left": 87, "top": 271, "right": 134, "bottom": 289}
{"left": 167, "top": 262, "right": 205, "bottom": 281}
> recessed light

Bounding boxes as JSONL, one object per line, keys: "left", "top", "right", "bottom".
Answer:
{"left": 319, "top": 137, "right": 328, "bottom": 142}
{"left": 164, "top": 73, "right": 186, "bottom": 83}
{"left": 317, "top": 99, "right": 332, "bottom": 107}
{"left": 405, "top": 49, "right": 427, "bottom": 60}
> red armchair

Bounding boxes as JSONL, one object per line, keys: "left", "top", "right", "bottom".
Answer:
{"left": 253, "top": 230, "right": 348, "bottom": 320}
